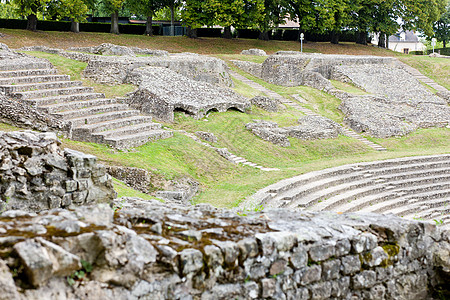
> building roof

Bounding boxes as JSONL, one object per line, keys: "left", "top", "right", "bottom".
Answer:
{"left": 389, "top": 30, "right": 420, "bottom": 43}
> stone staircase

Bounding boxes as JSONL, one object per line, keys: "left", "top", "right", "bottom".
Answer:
{"left": 0, "top": 61, "right": 172, "bottom": 149}
{"left": 250, "top": 154, "right": 450, "bottom": 227}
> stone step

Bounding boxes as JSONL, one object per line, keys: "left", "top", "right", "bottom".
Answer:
{"left": 54, "top": 104, "right": 130, "bottom": 119}
{"left": 0, "top": 61, "right": 51, "bottom": 71}
{"left": 27, "top": 93, "right": 106, "bottom": 106}
{"left": 274, "top": 160, "right": 450, "bottom": 205}
{"left": 404, "top": 203, "right": 450, "bottom": 221}
{"left": 0, "top": 74, "right": 70, "bottom": 85}
{"left": 0, "top": 68, "right": 57, "bottom": 78}
{"left": 105, "top": 130, "right": 174, "bottom": 149}
{"left": 68, "top": 110, "right": 141, "bottom": 127}
{"left": 39, "top": 98, "right": 118, "bottom": 113}
{"left": 308, "top": 174, "right": 450, "bottom": 211}
{"left": 335, "top": 170, "right": 450, "bottom": 213}
{"left": 265, "top": 155, "right": 450, "bottom": 198}
{"left": 98, "top": 122, "right": 163, "bottom": 138}
{"left": 12, "top": 86, "right": 95, "bottom": 100}
{"left": 359, "top": 186, "right": 450, "bottom": 214}
{"left": 90, "top": 122, "right": 164, "bottom": 144}
{"left": 73, "top": 115, "right": 154, "bottom": 137}
{"left": 382, "top": 192, "right": 450, "bottom": 217}
{"left": 1, "top": 80, "right": 83, "bottom": 93}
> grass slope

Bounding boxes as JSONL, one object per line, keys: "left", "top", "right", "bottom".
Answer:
{"left": 0, "top": 31, "right": 448, "bottom": 207}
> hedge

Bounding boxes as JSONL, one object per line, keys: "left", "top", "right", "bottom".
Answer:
{"left": 427, "top": 48, "right": 450, "bottom": 56}
{"left": 0, "top": 18, "right": 161, "bottom": 35}
{"left": 196, "top": 28, "right": 222, "bottom": 38}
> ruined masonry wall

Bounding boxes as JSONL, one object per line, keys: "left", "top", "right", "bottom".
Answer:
{"left": 0, "top": 197, "right": 448, "bottom": 299}
{"left": 0, "top": 131, "right": 116, "bottom": 212}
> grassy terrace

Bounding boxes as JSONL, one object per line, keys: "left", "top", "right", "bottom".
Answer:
{"left": 0, "top": 29, "right": 448, "bottom": 207}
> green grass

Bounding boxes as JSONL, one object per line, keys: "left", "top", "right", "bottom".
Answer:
{"left": 24, "top": 51, "right": 136, "bottom": 98}
{"left": 1, "top": 31, "right": 448, "bottom": 207}
{"left": 330, "top": 80, "right": 369, "bottom": 95}
{"left": 113, "top": 178, "right": 159, "bottom": 201}
{"left": 398, "top": 55, "right": 450, "bottom": 90}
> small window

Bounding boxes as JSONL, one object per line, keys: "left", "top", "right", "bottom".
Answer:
{"left": 403, "top": 48, "right": 409, "bottom": 54}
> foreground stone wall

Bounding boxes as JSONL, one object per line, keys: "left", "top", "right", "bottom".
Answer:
{"left": 0, "top": 197, "right": 448, "bottom": 299}
{"left": 0, "top": 131, "right": 116, "bottom": 212}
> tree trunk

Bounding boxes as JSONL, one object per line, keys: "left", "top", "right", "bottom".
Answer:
{"left": 144, "top": 15, "right": 153, "bottom": 36}
{"left": 223, "top": 26, "right": 232, "bottom": 39}
{"left": 170, "top": 5, "right": 175, "bottom": 36}
{"left": 110, "top": 11, "right": 119, "bottom": 34}
{"left": 378, "top": 32, "right": 386, "bottom": 48}
{"left": 356, "top": 31, "right": 367, "bottom": 45}
{"left": 386, "top": 37, "right": 389, "bottom": 49}
{"left": 443, "top": 40, "right": 446, "bottom": 48}
{"left": 26, "top": 14, "right": 38, "bottom": 31}
{"left": 71, "top": 20, "right": 79, "bottom": 33}
{"left": 258, "top": 31, "right": 269, "bottom": 41}
{"left": 331, "top": 30, "right": 340, "bottom": 44}
{"left": 186, "top": 27, "right": 197, "bottom": 38}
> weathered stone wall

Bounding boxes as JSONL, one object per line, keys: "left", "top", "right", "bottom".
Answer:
{"left": 126, "top": 67, "right": 250, "bottom": 122}
{"left": 82, "top": 53, "right": 233, "bottom": 87}
{"left": 231, "top": 60, "right": 263, "bottom": 78}
{"left": 0, "top": 131, "right": 116, "bottom": 212}
{"left": 0, "top": 198, "right": 448, "bottom": 299}
{"left": 0, "top": 94, "right": 72, "bottom": 137}
{"left": 261, "top": 52, "right": 396, "bottom": 86}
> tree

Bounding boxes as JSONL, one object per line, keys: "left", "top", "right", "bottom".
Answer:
{"left": 47, "top": 0, "right": 90, "bottom": 32}
{"left": 162, "top": 0, "right": 180, "bottom": 36}
{"left": 402, "top": 0, "right": 447, "bottom": 37}
{"left": 286, "top": 0, "right": 318, "bottom": 36}
{"left": 182, "top": 0, "right": 214, "bottom": 38}
{"left": 127, "top": 0, "right": 164, "bottom": 35}
{"left": 432, "top": 3, "right": 450, "bottom": 47}
{"left": 256, "top": 0, "right": 288, "bottom": 40}
{"left": 203, "top": 0, "right": 264, "bottom": 39}
{"left": 13, "top": 0, "right": 49, "bottom": 30}
{"left": 103, "top": 0, "right": 127, "bottom": 34}
{"left": 320, "top": 0, "right": 355, "bottom": 44}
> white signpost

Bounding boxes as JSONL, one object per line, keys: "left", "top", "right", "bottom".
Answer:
{"left": 300, "top": 33, "right": 304, "bottom": 53}
{"left": 432, "top": 38, "right": 437, "bottom": 54}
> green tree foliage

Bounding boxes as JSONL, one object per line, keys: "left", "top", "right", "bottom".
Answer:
{"left": 202, "top": 0, "right": 264, "bottom": 38}
{"left": 432, "top": 3, "right": 450, "bottom": 47}
{"left": 402, "top": 0, "right": 447, "bottom": 37}
{"left": 13, "top": 0, "right": 50, "bottom": 30}
{"left": 0, "top": 2, "right": 20, "bottom": 18}
{"left": 126, "top": 0, "right": 164, "bottom": 35}
{"left": 256, "top": 0, "right": 288, "bottom": 40}
{"left": 102, "top": 0, "right": 127, "bottom": 34}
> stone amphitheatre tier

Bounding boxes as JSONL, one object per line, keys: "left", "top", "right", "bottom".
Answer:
{"left": 0, "top": 45, "right": 172, "bottom": 149}
{"left": 247, "top": 154, "right": 450, "bottom": 229}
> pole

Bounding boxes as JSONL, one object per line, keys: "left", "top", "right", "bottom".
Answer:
{"left": 300, "top": 33, "right": 304, "bottom": 53}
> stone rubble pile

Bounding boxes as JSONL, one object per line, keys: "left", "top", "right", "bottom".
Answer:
{"left": 0, "top": 197, "right": 447, "bottom": 299}
{"left": 241, "top": 49, "right": 267, "bottom": 56}
{"left": 19, "top": 44, "right": 231, "bottom": 87}
{"left": 0, "top": 131, "right": 116, "bottom": 212}
{"left": 250, "top": 96, "right": 279, "bottom": 112}
{"left": 231, "top": 60, "right": 263, "bottom": 78}
{"left": 333, "top": 64, "right": 450, "bottom": 138}
{"left": 83, "top": 51, "right": 233, "bottom": 87}
{"left": 246, "top": 116, "right": 342, "bottom": 147}
{"left": 126, "top": 67, "right": 250, "bottom": 122}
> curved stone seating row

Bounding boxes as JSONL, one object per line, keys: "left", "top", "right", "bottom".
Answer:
{"left": 250, "top": 154, "right": 450, "bottom": 224}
